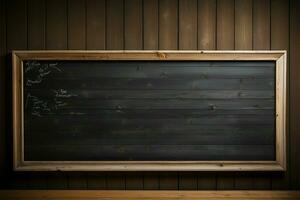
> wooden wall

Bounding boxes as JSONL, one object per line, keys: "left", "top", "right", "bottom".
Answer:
{"left": 0, "top": 0, "right": 299, "bottom": 189}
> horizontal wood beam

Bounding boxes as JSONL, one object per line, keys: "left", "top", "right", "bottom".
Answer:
{"left": 1, "top": 190, "right": 300, "bottom": 199}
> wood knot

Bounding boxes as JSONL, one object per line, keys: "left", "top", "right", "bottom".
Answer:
{"left": 157, "top": 52, "right": 167, "bottom": 59}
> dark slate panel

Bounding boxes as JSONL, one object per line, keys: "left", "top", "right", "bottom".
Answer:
{"left": 23, "top": 60, "right": 276, "bottom": 161}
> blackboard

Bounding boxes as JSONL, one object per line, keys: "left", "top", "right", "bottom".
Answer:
{"left": 23, "top": 60, "right": 276, "bottom": 161}
{"left": 12, "top": 51, "right": 287, "bottom": 171}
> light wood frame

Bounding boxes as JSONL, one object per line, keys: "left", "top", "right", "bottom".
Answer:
{"left": 12, "top": 50, "right": 287, "bottom": 171}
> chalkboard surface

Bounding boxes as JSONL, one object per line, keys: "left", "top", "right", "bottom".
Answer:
{"left": 23, "top": 60, "right": 276, "bottom": 161}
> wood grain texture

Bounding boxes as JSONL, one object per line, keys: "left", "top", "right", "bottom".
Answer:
{"left": 67, "top": 0, "right": 87, "bottom": 188}
{"left": 216, "top": 0, "right": 234, "bottom": 50}
{"left": 68, "top": 0, "right": 86, "bottom": 50}
{"left": 253, "top": 0, "right": 270, "bottom": 50}
{"left": 28, "top": 0, "right": 45, "bottom": 50}
{"left": 179, "top": 0, "right": 197, "bottom": 50}
{"left": 143, "top": 0, "right": 158, "bottom": 50}
{"left": 1, "top": 190, "right": 300, "bottom": 200}
{"left": 159, "top": 0, "right": 178, "bottom": 50}
{"left": 86, "top": 0, "right": 106, "bottom": 50}
{"left": 107, "top": 0, "right": 124, "bottom": 50}
{"left": 0, "top": 0, "right": 6, "bottom": 178}
{"left": 234, "top": 0, "right": 253, "bottom": 189}
{"left": 44, "top": 0, "right": 68, "bottom": 188}
{"left": 270, "top": 0, "right": 290, "bottom": 190}
{"left": 125, "top": 0, "right": 143, "bottom": 50}
{"left": 290, "top": 0, "right": 300, "bottom": 189}
{"left": 0, "top": 0, "right": 296, "bottom": 190}
{"left": 6, "top": 0, "right": 27, "bottom": 189}
{"left": 198, "top": 0, "right": 216, "bottom": 50}
{"left": 235, "top": 0, "right": 252, "bottom": 50}
{"left": 252, "top": 0, "right": 272, "bottom": 190}
{"left": 216, "top": 0, "right": 235, "bottom": 190}
{"left": 46, "top": 0, "right": 67, "bottom": 50}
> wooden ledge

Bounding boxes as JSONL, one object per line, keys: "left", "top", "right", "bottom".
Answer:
{"left": 0, "top": 190, "right": 300, "bottom": 200}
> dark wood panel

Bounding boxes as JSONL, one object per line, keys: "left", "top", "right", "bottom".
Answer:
{"left": 28, "top": 0, "right": 45, "bottom": 50}
{"left": 143, "top": 0, "right": 158, "bottom": 50}
{"left": 45, "top": 0, "right": 68, "bottom": 188}
{"left": 252, "top": 0, "right": 271, "bottom": 190}
{"left": 159, "top": 0, "right": 178, "bottom": 50}
{"left": 216, "top": 0, "right": 235, "bottom": 189}
{"left": 198, "top": 0, "right": 216, "bottom": 50}
{"left": 125, "top": 0, "right": 143, "bottom": 50}
{"left": 68, "top": 0, "right": 86, "bottom": 50}
{"left": 197, "top": 0, "right": 217, "bottom": 189}
{"left": 25, "top": 144, "right": 275, "bottom": 161}
{"left": 253, "top": 0, "right": 270, "bottom": 50}
{"left": 124, "top": 0, "right": 144, "bottom": 189}
{"left": 0, "top": 0, "right": 295, "bottom": 190}
{"left": 235, "top": 0, "right": 252, "bottom": 50}
{"left": 270, "top": 0, "right": 290, "bottom": 189}
{"left": 216, "top": 0, "right": 234, "bottom": 50}
{"left": 86, "top": 172, "right": 106, "bottom": 189}
{"left": 67, "top": 0, "right": 87, "bottom": 188}
{"left": 0, "top": 0, "right": 6, "bottom": 178}
{"left": 86, "top": 0, "right": 106, "bottom": 50}
{"left": 290, "top": 0, "right": 300, "bottom": 190}
{"left": 46, "top": 0, "right": 67, "bottom": 49}
{"left": 234, "top": 0, "right": 253, "bottom": 189}
{"left": 6, "top": 0, "right": 28, "bottom": 189}
{"left": 107, "top": 0, "right": 124, "bottom": 50}
{"left": 179, "top": 0, "right": 197, "bottom": 50}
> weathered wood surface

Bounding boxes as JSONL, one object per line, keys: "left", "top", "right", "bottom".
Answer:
{"left": 23, "top": 60, "right": 276, "bottom": 162}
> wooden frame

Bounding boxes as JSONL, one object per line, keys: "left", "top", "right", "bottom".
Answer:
{"left": 12, "top": 50, "right": 287, "bottom": 171}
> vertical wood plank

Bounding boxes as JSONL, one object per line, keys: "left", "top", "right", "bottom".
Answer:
{"left": 86, "top": 0, "right": 106, "bottom": 50}
{"left": 107, "top": 0, "right": 124, "bottom": 50}
{"left": 179, "top": 0, "right": 197, "bottom": 50}
{"left": 106, "top": 173, "right": 126, "bottom": 190}
{"left": 235, "top": 172, "right": 253, "bottom": 189}
{"left": 253, "top": 0, "right": 270, "bottom": 50}
{"left": 142, "top": 2, "right": 160, "bottom": 185}
{"left": 252, "top": 0, "right": 272, "bottom": 190}
{"left": 271, "top": 0, "right": 290, "bottom": 190}
{"left": 125, "top": 0, "right": 143, "bottom": 50}
{"left": 68, "top": 0, "right": 86, "bottom": 50}
{"left": 0, "top": 0, "right": 7, "bottom": 179}
{"left": 6, "top": 0, "right": 27, "bottom": 51}
{"left": 159, "top": 0, "right": 178, "bottom": 50}
{"left": 67, "top": 0, "right": 87, "bottom": 188}
{"left": 124, "top": 0, "right": 143, "bottom": 189}
{"left": 158, "top": 0, "right": 179, "bottom": 190}
{"left": 27, "top": 0, "right": 48, "bottom": 188}
{"left": 28, "top": 0, "right": 46, "bottom": 50}
{"left": 198, "top": 0, "right": 216, "bottom": 50}
{"left": 6, "top": 0, "right": 27, "bottom": 189}
{"left": 143, "top": 172, "right": 159, "bottom": 190}
{"left": 178, "top": 172, "right": 197, "bottom": 190}
{"left": 159, "top": 172, "right": 178, "bottom": 190}
{"left": 197, "top": 0, "right": 217, "bottom": 190}
{"left": 143, "top": 0, "right": 158, "bottom": 50}
{"left": 290, "top": 0, "right": 300, "bottom": 190}
{"left": 46, "top": 0, "right": 67, "bottom": 50}
{"left": 178, "top": 0, "right": 197, "bottom": 190}
{"left": 106, "top": 0, "right": 126, "bottom": 189}
{"left": 234, "top": 0, "right": 253, "bottom": 190}
{"left": 87, "top": 172, "right": 107, "bottom": 189}
{"left": 67, "top": 173, "right": 87, "bottom": 189}
{"left": 235, "top": 0, "right": 252, "bottom": 50}
{"left": 45, "top": 0, "right": 68, "bottom": 188}
{"left": 125, "top": 172, "right": 143, "bottom": 190}
{"left": 216, "top": 0, "right": 235, "bottom": 189}
{"left": 216, "top": 0, "right": 234, "bottom": 50}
